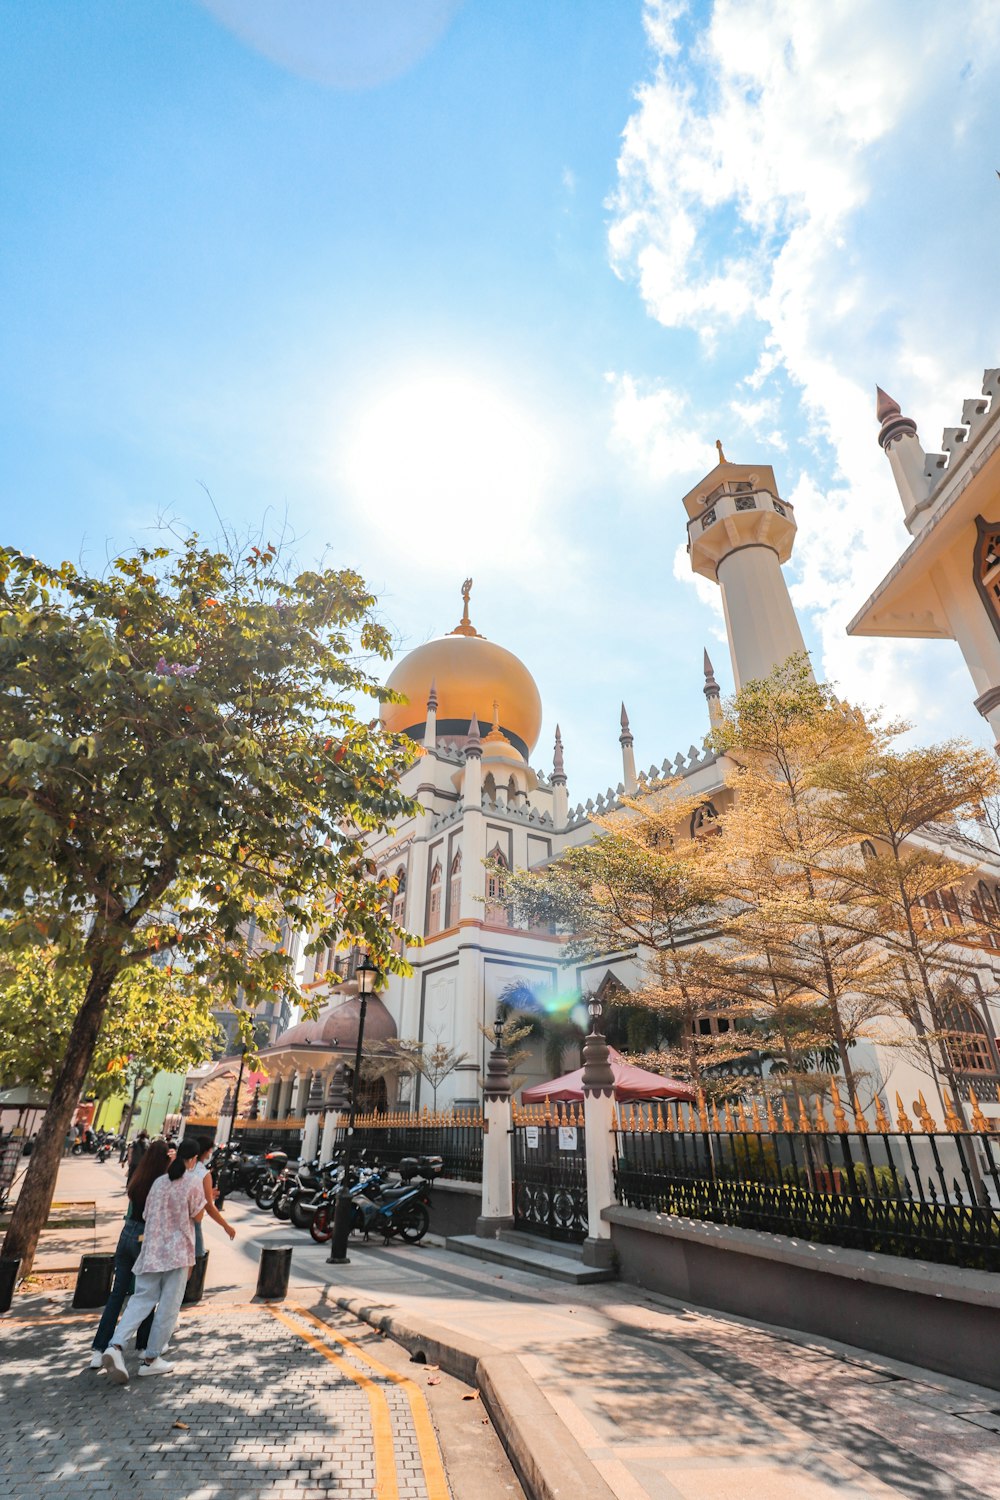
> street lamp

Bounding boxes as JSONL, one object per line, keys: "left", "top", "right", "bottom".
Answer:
{"left": 587, "top": 993, "right": 603, "bottom": 1032}
{"left": 327, "top": 952, "right": 378, "bottom": 1265}
{"left": 226, "top": 1043, "right": 248, "bottom": 1147}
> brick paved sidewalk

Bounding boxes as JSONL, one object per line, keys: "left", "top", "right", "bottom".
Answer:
{"left": 0, "top": 1301, "right": 451, "bottom": 1500}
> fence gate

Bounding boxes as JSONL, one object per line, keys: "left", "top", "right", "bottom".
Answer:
{"left": 512, "top": 1105, "right": 588, "bottom": 1243}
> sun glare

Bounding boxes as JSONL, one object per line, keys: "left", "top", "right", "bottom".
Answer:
{"left": 342, "top": 370, "right": 555, "bottom": 565}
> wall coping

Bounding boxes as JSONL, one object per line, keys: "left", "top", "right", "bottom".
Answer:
{"left": 603, "top": 1205, "right": 1000, "bottom": 1310}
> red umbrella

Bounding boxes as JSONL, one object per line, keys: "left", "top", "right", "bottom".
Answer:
{"left": 521, "top": 1048, "right": 695, "bottom": 1104}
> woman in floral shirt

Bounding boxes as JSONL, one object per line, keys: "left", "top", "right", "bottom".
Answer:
{"left": 102, "top": 1138, "right": 206, "bottom": 1383}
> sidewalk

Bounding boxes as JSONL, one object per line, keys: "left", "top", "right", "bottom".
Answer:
{"left": 10, "top": 1157, "right": 1000, "bottom": 1500}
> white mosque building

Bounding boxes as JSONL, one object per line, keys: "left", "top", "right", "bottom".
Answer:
{"left": 253, "top": 429, "right": 1000, "bottom": 1127}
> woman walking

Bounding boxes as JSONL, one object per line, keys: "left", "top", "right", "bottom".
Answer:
{"left": 101, "top": 1138, "right": 206, "bottom": 1384}
{"left": 87, "top": 1139, "right": 170, "bottom": 1369}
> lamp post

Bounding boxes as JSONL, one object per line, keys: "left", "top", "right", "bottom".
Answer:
{"left": 226, "top": 1043, "right": 247, "bottom": 1147}
{"left": 327, "top": 953, "right": 378, "bottom": 1265}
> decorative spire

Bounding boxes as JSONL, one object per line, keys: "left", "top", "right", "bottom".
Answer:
{"left": 552, "top": 724, "right": 566, "bottom": 786}
{"left": 465, "top": 710, "right": 482, "bottom": 758}
{"left": 715, "top": 438, "right": 728, "bottom": 464}
{"left": 483, "top": 699, "right": 511, "bottom": 746}
{"left": 703, "top": 650, "right": 720, "bottom": 697}
{"left": 619, "top": 705, "right": 637, "bottom": 795}
{"left": 876, "top": 386, "right": 918, "bottom": 450}
{"left": 450, "top": 577, "right": 483, "bottom": 638}
{"left": 325, "top": 1063, "right": 350, "bottom": 1113}
{"left": 306, "top": 1071, "right": 326, "bottom": 1113}
{"left": 427, "top": 678, "right": 438, "bottom": 711}
{"left": 483, "top": 1029, "right": 512, "bottom": 1102}
{"left": 619, "top": 703, "right": 633, "bottom": 747}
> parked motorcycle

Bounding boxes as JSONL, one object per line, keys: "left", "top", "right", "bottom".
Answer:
{"left": 309, "top": 1155, "right": 442, "bottom": 1245}
{"left": 253, "top": 1152, "right": 293, "bottom": 1211}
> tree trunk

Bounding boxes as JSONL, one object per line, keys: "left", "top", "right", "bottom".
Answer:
{"left": 1, "top": 965, "right": 115, "bottom": 1274}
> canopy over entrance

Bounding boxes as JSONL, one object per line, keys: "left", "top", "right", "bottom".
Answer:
{"left": 521, "top": 1048, "right": 696, "bottom": 1104}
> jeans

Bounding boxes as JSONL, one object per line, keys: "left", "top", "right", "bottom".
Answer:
{"left": 91, "top": 1219, "right": 153, "bottom": 1353}
{"left": 108, "top": 1266, "right": 188, "bottom": 1360}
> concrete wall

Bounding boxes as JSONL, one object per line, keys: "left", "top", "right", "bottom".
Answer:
{"left": 606, "top": 1205, "right": 1000, "bottom": 1391}
{"left": 432, "top": 1179, "right": 480, "bottom": 1239}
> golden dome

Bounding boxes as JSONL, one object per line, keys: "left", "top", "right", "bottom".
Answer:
{"left": 381, "top": 584, "right": 543, "bottom": 757}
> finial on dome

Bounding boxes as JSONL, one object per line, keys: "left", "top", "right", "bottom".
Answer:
{"left": 492, "top": 699, "right": 500, "bottom": 732}
{"left": 427, "top": 678, "right": 438, "bottom": 711}
{"left": 876, "top": 386, "right": 918, "bottom": 450}
{"left": 552, "top": 724, "right": 567, "bottom": 785}
{"left": 619, "top": 702, "right": 633, "bottom": 747}
{"left": 715, "top": 438, "right": 727, "bottom": 464}
{"left": 450, "top": 577, "right": 483, "bottom": 638}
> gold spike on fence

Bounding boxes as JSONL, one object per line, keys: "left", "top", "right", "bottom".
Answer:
{"left": 722, "top": 1101, "right": 735, "bottom": 1132}
{"left": 915, "top": 1092, "right": 936, "bottom": 1133}
{"left": 872, "top": 1094, "right": 890, "bottom": 1133}
{"left": 814, "top": 1097, "right": 826, "bottom": 1133}
{"left": 797, "top": 1098, "right": 812, "bottom": 1133}
{"left": 734, "top": 1100, "right": 748, "bottom": 1133}
{"left": 750, "top": 1098, "right": 763, "bottom": 1133}
{"left": 829, "top": 1079, "right": 848, "bottom": 1132}
{"left": 968, "top": 1086, "right": 990, "bottom": 1133}
{"left": 895, "top": 1092, "right": 913, "bottom": 1132}
{"left": 780, "top": 1097, "right": 795, "bottom": 1133}
{"left": 850, "top": 1091, "right": 868, "bottom": 1135}
{"left": 696, "top": 1092, "right": 709, "bottom": 1131}
{"left": 942, "top": 1089, "right": 963, "bottom": 1134}
{"left": 764, "top": 1097, "right": 778, "bottom": 1133}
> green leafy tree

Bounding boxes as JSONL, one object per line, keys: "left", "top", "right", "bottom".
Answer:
{"left": 0, "top": 537, "right": 417, "bottom": 1269}
{"left": 0, "top": 941, "right": 221, "bottom": 1098}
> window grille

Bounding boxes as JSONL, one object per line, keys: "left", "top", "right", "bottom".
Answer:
{"left": 735, "top": 496, "right": 757, "bottom": 511}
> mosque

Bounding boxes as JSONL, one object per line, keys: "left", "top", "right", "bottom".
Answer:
{"left": 251, "top": 372, "right": 1000, "bottom": 1129}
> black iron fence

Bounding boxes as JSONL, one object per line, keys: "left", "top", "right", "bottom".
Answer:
{"left": 333, "top": 1108, "right": 483, "bottom": 1182}
{"left": 511, "top": 1101, "right": 588, "bottom": 1243}
{"left": 614, "top": 1093, "right": 1000, "bottom": 1271}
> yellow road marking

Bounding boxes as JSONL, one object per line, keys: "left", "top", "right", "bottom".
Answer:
{"left": 267, "top": 1304, "right": 400, "bottom": 1500}
{"left": 289, "top": 1303, "right": 451, "bottom": 1500}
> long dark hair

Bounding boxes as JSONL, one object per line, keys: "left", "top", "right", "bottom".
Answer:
{"left": 127, "top": 1140, "right": 170, "bottom": 1217}
{"left": 168, "top": 1138, "right": 201, "bottom": 1181}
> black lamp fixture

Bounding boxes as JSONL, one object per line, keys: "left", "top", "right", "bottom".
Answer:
{"left": 493, "top": 1013, "right": 505, "bottom": 1050}
{"left": 587, "top": 992, "right": 603, "bottom": 1032}
{"left": 327, "top": 951, "right": 379, "bottom": 1265}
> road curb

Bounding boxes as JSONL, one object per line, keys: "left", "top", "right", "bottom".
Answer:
{"left": 326, "top": 1293, "right": 617, "bottom": 1500}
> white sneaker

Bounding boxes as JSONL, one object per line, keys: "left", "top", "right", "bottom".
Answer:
{"left": 138, "top": 1356, "right": 174, "bottom": 1377}
{"left": 102, "top": 1346, "right": 129, "bottom": 1385}
{"left": 88, "top": 1350, "right": 104, "bottom": 1371}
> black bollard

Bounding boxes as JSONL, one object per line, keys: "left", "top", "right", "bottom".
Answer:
{"left": 72, "top": 1253, "right": 115, "bottom": 1309}
{"left": 0, "top": 1256, "right": 21, "bottom": 1314}
{"left": 182, "top": 1251, "right": 209, "bottom": 1306}
{"left": 255, "top": 1245, "right": 292, "bottom": 1300}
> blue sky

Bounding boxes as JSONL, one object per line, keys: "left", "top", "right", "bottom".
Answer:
{"left": 3, "top": 1, "right": 1000, "bottom": 803}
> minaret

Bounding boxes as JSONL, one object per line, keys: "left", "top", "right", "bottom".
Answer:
{"left": 702, "top": 650, "right": 723, "bottom": 730}
{"left": 684, "top": 446, "right": 810, "bottom": 691}
{"left": 459, "top": 711, "right": 486, "bottom": 924}
{"left": 551, "top": 725, "right": 568, "bottom": 828}
{"left": 875, "top": 387, "right": 932, "bottom": 532}
{"left": 425, "top": 679, "right": 438, "bottom": 750}
{"left": 619, "top": 704, "right": 638, "bottom": 795}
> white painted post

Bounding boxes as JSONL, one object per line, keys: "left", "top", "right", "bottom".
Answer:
{"left": 581, "top": 1013, "right": 617, "bottom": 1269}
{"left": 320, "top": 1066, "right": 349, "bottom": 1164}
{"left": 301, "top": 1072, "right": 325, "bottom": 1161}
{"left": 214, "top": 1087, "right": 234, "bottom": 1147}
{"left": 477, "top": 1026, "right": 514, "bottom": 1239}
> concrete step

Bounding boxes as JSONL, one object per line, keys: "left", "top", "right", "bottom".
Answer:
{"left": 497, "top": 1228, "right": 586, "bottom": 1259}
{"left": 445, "top": 1234, "right": 615, "bottom": 1284}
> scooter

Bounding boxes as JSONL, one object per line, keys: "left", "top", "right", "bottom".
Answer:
{"left": 354, "top": 1156, "right": 442, "bottom": 1244}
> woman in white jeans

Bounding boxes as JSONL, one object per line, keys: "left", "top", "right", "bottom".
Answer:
{"left": 102, "top": 1138, "right": 206, "bottom": 1383}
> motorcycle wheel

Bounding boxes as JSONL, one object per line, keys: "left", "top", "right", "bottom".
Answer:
{"left": 290, "top": 1198, "right": 314, "bottom": 1231}
{"left": 392, "top": 1202, "right": 430, "bottom": 1244}
{"left": 273, "top": 1192, "right": 292, "bottom": 1221}
{"left": 255, "top": 1181, "right": 279, "bottom": 1210}
{"left": 310, "top": 1205, "right": 332, "bottom": 1243}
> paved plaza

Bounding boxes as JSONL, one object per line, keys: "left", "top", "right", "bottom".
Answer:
{"left": 4, "top": 1156, "right": 1000, "bottom": 1500}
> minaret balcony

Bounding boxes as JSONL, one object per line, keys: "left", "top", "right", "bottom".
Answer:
{"left": 687, "top": 486, "right": 797, "bottom": 581}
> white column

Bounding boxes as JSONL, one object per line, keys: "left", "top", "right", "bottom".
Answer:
{"left": 477, "top": 1038, "right": 514, "bottom": 1238}
{"left": 580, "top": 1029, "right": 617, "bottom": 1268}
{"left": 301, "top": 1111, "right": 320, "bottom": 1161}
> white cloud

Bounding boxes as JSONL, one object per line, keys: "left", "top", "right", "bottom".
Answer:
{"left": 610, "top": 0, "right": 1000, "bottom": 736}
{"left": 605, "top": 371, "right": 715, "bottom": 484}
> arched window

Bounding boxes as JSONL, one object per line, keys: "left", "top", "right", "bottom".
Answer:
{"left": 427, "top": 861, "right": 442, "bottom": 937}
{"left": 448, "top": 851, "right": 462, "bottom": 925}
{"left": 942, "top": 998, "right": 997, "bottom": 1074}
{"left": 690, "top": 801, "right": 720, "bottom": 838}
{"left": 485, "top": 846, "right": 509, "bottom": 926}
{"left": 507, "top": 776, "right": 518, "bottom": 806}
{"left": 860, "top": 839, "right": 878, "bottom": 865}
{"left": 483, "top": 772, "right": 497, "bottom": 803}
{"left": 391, "top": 867, "right": 407, "bottom": 926}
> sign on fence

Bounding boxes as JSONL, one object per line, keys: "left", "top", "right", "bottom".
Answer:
{"left": 558, "top": 1126, "right": 578, "bottom": 1151}
{"left": 525, "top": 1126, "right": 539, "bottom": 1149}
